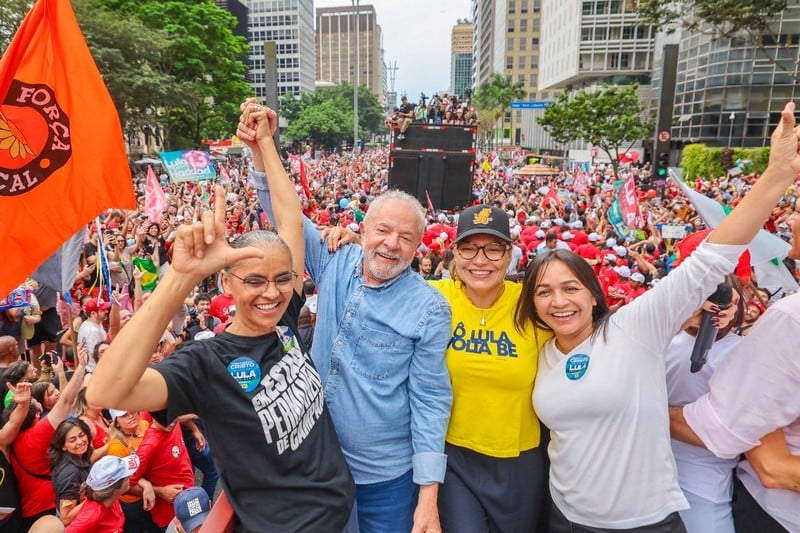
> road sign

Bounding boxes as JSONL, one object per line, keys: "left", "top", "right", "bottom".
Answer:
{"left": 510, "top": 101, "right": 551, "bottom": 109}
{"left": 658, "top": 130, "right": 671, "bottom": 143}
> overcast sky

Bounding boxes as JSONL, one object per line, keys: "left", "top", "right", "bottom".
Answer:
{"left": 313, "top": 0, "right": 472, "bottom": 102}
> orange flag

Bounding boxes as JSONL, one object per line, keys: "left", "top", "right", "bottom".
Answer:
{"left": 0, "top": 0, "right": 136, "bottom": 296}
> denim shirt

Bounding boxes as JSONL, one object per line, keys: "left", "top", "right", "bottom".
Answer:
{"left": 251, "top": 172, "right": 453, "bottom": 485}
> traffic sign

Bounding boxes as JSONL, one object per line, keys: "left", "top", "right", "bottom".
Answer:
{"left": 658, "top": 130, "right": 671, "bottom": 143}
{"left": 510, "top": 101, "right": 551, "bottom": 109}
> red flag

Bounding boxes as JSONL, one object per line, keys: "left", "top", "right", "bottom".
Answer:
{"left": 540, "top": 185, "right": 557, "bottom": 211}
{"left": 145, "top": 165, "right": 167, "bottom": 222}
{"left": 618, "top": 174, "right": 644, "bottom": 229}
{"left": 288, "top": 154, "right": 312, "bottom": 199}
{"left": 0, "top": 0, "right": 135, "bottom": 296}
{"left": 425, "top": 190, "right": 435, "bottom": 216}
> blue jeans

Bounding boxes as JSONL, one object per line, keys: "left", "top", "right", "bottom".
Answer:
{"left": 184, "top": 427, "right": 219, "bottom": 498}
{"left": 355, "top": 470, "right": 418, "bottom": 533}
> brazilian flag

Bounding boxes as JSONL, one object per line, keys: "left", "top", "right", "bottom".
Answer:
{"left": 133, "top": 257, "right": 158, "bottom": 291}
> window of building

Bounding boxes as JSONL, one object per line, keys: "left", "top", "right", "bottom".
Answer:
{"left": 508, "top": 37, "right": 515, "bottom": 50}
{"left": 521, "top": 0, "right": 529, "bottom": 13}
{"left": 509, "top": 0, "right": 516, "bottom": 13}
{"left": 506, "top": 56, "right": 514, "bottom": 69}
{"left": 520, "top": 37, "right": 527, "bottom": 50}
{"left": 520, "top": 19, "right": 528, "bottom": 33}
{"left": 582, "top": 2, "right": 593, "bottom": 15}
{"left": 508, "top": 20, "right": 515, "bottom": 32}
{"left": 594, "top": 27, "right": 608, "bottom": 40}
{"left": 519, "top": 56, "right": 527, "bottom": 69}
{"left": 532, "top": 37, "right": 539, "bottom": 45}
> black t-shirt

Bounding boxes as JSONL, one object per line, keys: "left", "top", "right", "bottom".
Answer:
{"left": 153, "top": 294, "right": 354, "bottom": 532}
{"left": 52, "top": 454, "right": 91, "bottom": 505}
{"left": 399, "top": 102, "right": 415, "bottom": 115}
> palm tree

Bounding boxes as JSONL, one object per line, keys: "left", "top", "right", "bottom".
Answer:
{"left": 472, "top": 73, "right": 526, "bottom": 150}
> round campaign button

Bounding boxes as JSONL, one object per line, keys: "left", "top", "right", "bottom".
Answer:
{"left": 565, "top": 354, "right": 590, "bottom": 381}
{"left": 227, "top": 357, "right": 261, "bottom": 392}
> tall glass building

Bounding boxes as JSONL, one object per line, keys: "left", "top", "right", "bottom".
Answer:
{"left": 670, "top": 6, "right": 800, "bottom": 148}
{"left": 246, "top": 0, "right": 315, "bottom": 98}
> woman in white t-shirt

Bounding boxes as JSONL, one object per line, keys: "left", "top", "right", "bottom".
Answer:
{"left": 513, "top": 101, "right": 800, "bottom": 532}
{"left": 664, "top": 275, "right": 744, "bottom": 533}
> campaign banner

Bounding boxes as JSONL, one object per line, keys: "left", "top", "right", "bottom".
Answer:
{"left": 607, "top": 198, "right": 631, "bottom": 240}
{"left": 158, "top": 150, "right": 217, "bottom": 182}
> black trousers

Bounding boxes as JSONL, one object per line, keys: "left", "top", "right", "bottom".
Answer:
{"left": 548, "top": 503, "right": 686, "bottom": 533}
{"left": 732, "top": 475, "right": 788, "bottom": 533}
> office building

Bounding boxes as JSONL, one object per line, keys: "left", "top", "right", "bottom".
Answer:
{"left": 316, "top": 4, "right": 385, "bottom": 105}
{"left": 214, "top": 0, "right": 249, "bottom": 40}
{"left": 451, "top": 20, "right": 474, "bottom": 99}
{"left": 668, "top": 6, "right": 800, "bottom": 148}
{"left": 246, "top": 0, "right": 315, "bottom": 99}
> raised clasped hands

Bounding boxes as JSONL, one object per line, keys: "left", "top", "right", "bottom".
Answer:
{"left": 237, "top": 98, "right": 278, "bottom": 147}
{"left": 170, "top": 186, "right": 264, "bottom": 282}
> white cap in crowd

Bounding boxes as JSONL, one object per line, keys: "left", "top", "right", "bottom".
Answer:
{"left": 615, "top": 266, "right": 631, "bottom": 278}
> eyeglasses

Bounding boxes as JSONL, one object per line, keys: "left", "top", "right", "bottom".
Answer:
{"left": 227, "top": 271, "right": 298, "bottom": 294}
{"left": 456, "top": 242, "right": 510, "bottom": 261}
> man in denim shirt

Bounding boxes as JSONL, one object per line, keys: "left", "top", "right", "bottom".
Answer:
{"left": 242, "top": 108, "right": 452, "bottom": 532}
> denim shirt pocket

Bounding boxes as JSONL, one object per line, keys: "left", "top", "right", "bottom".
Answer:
{"left": 352, "top": 325, "right": 412, "bottom": 380}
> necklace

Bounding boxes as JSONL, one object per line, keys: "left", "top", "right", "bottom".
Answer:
{"left": 475, "top": 284, "right": 506, "bottom": 327}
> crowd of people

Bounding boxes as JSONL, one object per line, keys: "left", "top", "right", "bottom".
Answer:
{"left": 0, "top": 97, "right": 799, "bottom": 533}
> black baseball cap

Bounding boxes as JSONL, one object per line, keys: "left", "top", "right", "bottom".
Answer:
{"left": 455, "top": 205, "right": 512, "bottom": 243}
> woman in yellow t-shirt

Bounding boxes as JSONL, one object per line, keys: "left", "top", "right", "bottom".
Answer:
{"left": 429, "top": 205, "right": 551, "bottom": 531}
{"left": 106, "top": 409, "right": 158, "bottom": 531}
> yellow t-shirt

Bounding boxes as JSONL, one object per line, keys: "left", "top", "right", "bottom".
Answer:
{"left": 107, "top": 419, "right": 150, "bottom": 503}
{"left": 429, "top": 279, "right": 551, "bottom": 457}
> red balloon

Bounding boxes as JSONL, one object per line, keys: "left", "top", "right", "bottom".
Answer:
{"left": 646, "top": 189, "right": 657, "bottom": 199}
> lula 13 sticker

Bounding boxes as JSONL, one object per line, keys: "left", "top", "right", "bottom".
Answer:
{"left": 227, "top": 357, "right": 261, "bottom": 392}
{"left": 565, "top": 354, "right": 590, "bottom": 381}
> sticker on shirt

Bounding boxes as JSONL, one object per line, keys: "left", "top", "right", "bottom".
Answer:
{"left": 227, "top": 357, "right": 261, "bottom": 393}
{"left": 171, "top": 446, "right": 180, "bottom": 458}
{"left": 276, "top": 325, "right": 297, "bottom": 353}
{"left": 565, "top": 354, "right": 590, "bottom": 381}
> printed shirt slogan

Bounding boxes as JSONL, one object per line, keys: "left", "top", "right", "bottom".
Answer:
{"left": 250, "top": 345, "right": 324, "bottom": 455}
{"left": 448, "top": 322, "right": 518, "bottom": 357}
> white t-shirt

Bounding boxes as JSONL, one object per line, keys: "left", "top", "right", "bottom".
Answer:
{"left": 77, "top": 320, "right": 107, "bottom": 373}
{"left": 665, "top": 331, "right": 741, "bottom": 503}
{"left": 534, "top": 241, "right": 743, "bottom": 529}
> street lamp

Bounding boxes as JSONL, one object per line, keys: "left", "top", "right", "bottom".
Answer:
{"left": 352, "top": 0, "right": 360, "bottom": 154}
{"left": 727, "top": 112, "right": 735, "bottom": 148}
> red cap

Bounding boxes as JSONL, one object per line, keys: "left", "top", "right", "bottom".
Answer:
{"left": 85, "top": 298, "right": 111, "bottom": 313}
{"left": 672, "top": 229, "right": 751, "bottom": 280}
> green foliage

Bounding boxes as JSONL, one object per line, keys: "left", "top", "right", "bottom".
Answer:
{"left": 76, "top": 0, "right": 251, "bottom": 149}
{"left": 680, "top": 143, "right": 770, "bottom": 180}
{"left": 680, "top": 144, "right": 708, "bottom": 180}
{"left": 472, "top": 73, "right": 526, "bottom": 148}
{"left": 537, "top": 84, "right": 653, "bottom": 179}
{"left": 283, "top": 99, "right": 351, "bottom": 150}
{"left": 280, "top": 83, "right": 386, "bottom": 148}
{"left": 0, "top": 0, "right": 33, "bottom": 52}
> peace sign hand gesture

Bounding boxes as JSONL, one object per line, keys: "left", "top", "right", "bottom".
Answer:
{"left": 170, "top": 186, "right": 264, "bottom": 283}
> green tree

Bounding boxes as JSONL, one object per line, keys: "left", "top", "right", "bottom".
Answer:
{"left": 537, "top": 84, "right": 653, "bottom": 179}
{"left": 281, "top": 83, "right": 386, "bottom": 147}
{"left": 102, "top": 0, "right": 252, "bottom": 148}
{"left": 472, "top": 73, "right": 526, "bottom": 149}
{"left": 637, "top": 0, "right": 798, "bottom": 81}
{"left": 283, "top": 99, "right": 352, "bottom": 150}
{"left": 0, "top": 0, "right": 32, "bottom": 52}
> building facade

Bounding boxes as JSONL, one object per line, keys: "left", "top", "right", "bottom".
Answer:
{"left": 316, "top": 4, "right": 385, "bottom": 105}
{"left": 533, "top": 0, "right": 654, "bottom": 154}
{"left": 668, "top": 6, "right": 800, "bottom": 148}
{"left": 471, "top": 0, "right": 549, "bottom": 148}
{"left": 214, "top": 0, "right": 249, "bottom": 40}
{"left": 451, "top": 21, "right": 474, "bottom": 99}
{"left": 246, "top": 0, "right": 315, "bottom": 99}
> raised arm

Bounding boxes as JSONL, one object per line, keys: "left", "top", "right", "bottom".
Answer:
{"left": 708, "top": 102, "right": 800, "bottom": 246}
{"left": 86, "top": 187, "right": 263, "bottom": 412}
{"left": 0, "top": 382, "right": 31, "bottom": 450}
{"left": 240, "top": 103, "right": 305, "bottom": 293}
